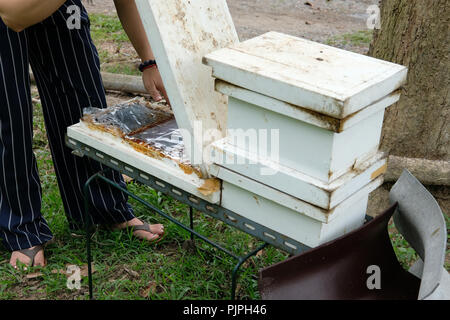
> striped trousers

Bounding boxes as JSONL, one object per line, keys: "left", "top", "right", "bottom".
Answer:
{"left": 0, "top": 1, "right": 135, "bottom": 252}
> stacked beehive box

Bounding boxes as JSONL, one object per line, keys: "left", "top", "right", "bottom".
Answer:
{"left": 203, "top": 32, "right": 407, "bottom": 248}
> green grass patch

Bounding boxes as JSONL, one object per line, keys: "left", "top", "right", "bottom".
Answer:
{"left": 89, "top": 14, "right": 130, "bottom": 45}
{"left": 102, "top": 63, "right": 141, "bottom": 77}
{"left": 88, "top": 13, "right": 140, "bottom": 76}
{"left": 326, "top": 30, "right": 373, "bottom": 47}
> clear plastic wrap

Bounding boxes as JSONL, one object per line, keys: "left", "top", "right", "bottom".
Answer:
{"left": 125, "top": 119, "right": 186, "bottom": 162}
{"left": 82, "top": 102, "right": 173, "bottom": 136}
{"left": 81, "top": 102, "right": 197, "bottom": 174}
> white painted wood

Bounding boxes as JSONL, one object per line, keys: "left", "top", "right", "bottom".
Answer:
{"left": 223, "top": 96, "right": 385, "bottom": 182}
{"left": 135, "top": 0, "right": 239, "bottom": 175}
{"left": 210, "top": 137, "right": 387, "bottom": 209}
{"left": 220, "top": 177, "right": 383, "bottom": 248}
{"left": 204, "top": 31, "right": 407, "bottom": 118}
{"left": 210, "top": 164, "right": 384, "bottom": 223}
{"left": 215, "top": 80, "right": 401, "bottom": 133}
{"left": 67, "top": 123, "right": 220, "bottom": 204}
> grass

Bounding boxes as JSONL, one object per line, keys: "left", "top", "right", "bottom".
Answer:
{"left": 89, "top": 14, "right": 130, "bottom": 44}
{"left": 89, "top": 13, "right": 141, "bottom": 76}
{"left": 102, "top": 63, "right": 141, "bottom": 77}
{"left": 326, "top": 30, "right": 373, "bottom": 48}
{"left": 0, "top": 13, "right": 448, "bottom": 301}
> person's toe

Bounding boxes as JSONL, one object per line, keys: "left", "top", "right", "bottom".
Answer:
{"left": 151, "top": 224, "right": 164, "bottom": 235}
{"left": 134, "top": 230, "right": 160, "bottom": 241}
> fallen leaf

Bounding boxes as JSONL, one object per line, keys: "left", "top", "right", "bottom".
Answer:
{"left": 139, "top": 281, "right": 157, "bottom": 298}
{"left": 304, "top": 1, "right": 313, "bottom": 7}
{"left": 26, "top": 272, "right": 44, "bottom": 280}
{"left": 256, "top": 249, "right": 264, "bottom": 258}
{"left": 80, "top": 264, "right": 96, "bottom": 277}
{"left": 51, "top": 264, "right": 96, "bottom": 277}
{"left": 122, "top": 174, "right": 134, "bottom": 183}
{"left": 124, "top": 267, "right": 140, "bottom": 279}
{"left": 51, "top": 269, "right": 66, "bottom": 275}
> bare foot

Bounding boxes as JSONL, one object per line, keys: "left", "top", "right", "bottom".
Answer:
{"left": 113, "top": 218, "right": 164, "bottom": 242}
{"left": 10, "top": 246, "right": 46, "bottom": 269}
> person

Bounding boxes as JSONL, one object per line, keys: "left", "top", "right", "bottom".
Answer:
{"left": 0, "top": 0, "right": 168, "bottom": 268}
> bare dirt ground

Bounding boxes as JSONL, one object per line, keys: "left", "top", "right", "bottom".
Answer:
{"left": 84, "top": 0, "right": 378, "bottom": 43}
{"left": 82, "top": 0, "right": 449, "bottom": 232}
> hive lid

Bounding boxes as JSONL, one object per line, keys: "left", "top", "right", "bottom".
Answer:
{"left": 136, "top": 0, "right": 239, "bottom": 175}
{"left": 203, "top": 32, "right": 408, "bottom": 119}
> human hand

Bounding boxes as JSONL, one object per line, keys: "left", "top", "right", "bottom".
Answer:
{"left": 142, "top": 66, "right": 170, "bottom": 106}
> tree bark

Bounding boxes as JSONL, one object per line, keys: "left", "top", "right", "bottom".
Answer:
{"left": 369, "top": 0, "right": 449, "bottom": 161}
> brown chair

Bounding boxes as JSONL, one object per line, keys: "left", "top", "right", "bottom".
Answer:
{"left": 259, "top": 170, "right": 449, "bottom": 300}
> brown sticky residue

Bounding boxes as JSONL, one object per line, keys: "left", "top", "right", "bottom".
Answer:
{"left": 82, "top": 116, "right": 125, "bottom": 138}
{"left": 198, "top": 178, "right": 221, "bottom": 196}
{"left": 284, "top": 101, "right": 341, "bottom": 132}
{"left": 179, "top": 163, "right": 194, "bottom": 175}
{"left": 127, "top": 138, "right": 202, "bottom": 178}
{"left": 370, "top": 163, "right": 388, "bottom": 180}
{"left": 179, "top": 162, "right": 202, "bottom": 178}
{"left": 126, "top": 140, "right": 164, "bottom": 160}
{"left": 328, "top": 170, "right": 334, "bottom": 180}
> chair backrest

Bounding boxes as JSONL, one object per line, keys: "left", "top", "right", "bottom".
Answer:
{"left": 258, "top": 204, "right": 420, "bottom": 299}
{"left": 389, "top": 170, "right": 448, "bottom": 300}
{"left": 259, "top": 169, "right": 448, "bottom": 300}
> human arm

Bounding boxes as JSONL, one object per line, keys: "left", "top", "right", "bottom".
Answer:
{"left": 114, "top": 0, "right": 169, "bottom": 103}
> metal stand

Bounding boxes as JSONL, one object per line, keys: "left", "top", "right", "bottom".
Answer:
{"left": 67, "top": 136, "right": 311, "bottom": 300}
{"left": 83, "top": 171, "right": 272, "bottom": 299}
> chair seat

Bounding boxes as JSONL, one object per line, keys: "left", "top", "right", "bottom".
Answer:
{"left": 259, "top": 204, "right": 421, "bottom": 300}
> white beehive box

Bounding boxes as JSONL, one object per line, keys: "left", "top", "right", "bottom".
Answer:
{"left": 203, "top": 32, "right": 407, "bottom": 182}
{"left": 217, "top": 168, "right": 385, "bottom": 248}
{"left": 210, "top": 148, "right": 388, "bottom": 210}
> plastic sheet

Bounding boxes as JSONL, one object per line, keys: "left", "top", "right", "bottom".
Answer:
{"left": 81, "top": 102, "right": 191, "bottom": 166}
{"left": 82, "top": 102, "right": 173, "bottom": 136}
{"left": 125, "top": 119, "right": 187, "bottom": 162}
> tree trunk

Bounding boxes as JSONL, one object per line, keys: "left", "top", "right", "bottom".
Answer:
{"left": 369, "top": 0, "right": 449, "bottom": 161}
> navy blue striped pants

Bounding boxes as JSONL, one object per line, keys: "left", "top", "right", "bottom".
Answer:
{"left": 0, "top": 1, "right": 135, "bottom": 252}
